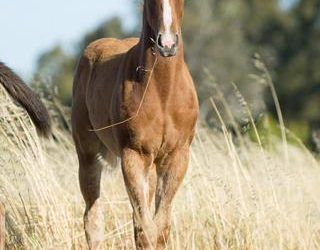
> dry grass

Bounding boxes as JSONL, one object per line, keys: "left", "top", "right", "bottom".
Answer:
{"left": 1, "top": 82, "right": 320, "bottom": 250}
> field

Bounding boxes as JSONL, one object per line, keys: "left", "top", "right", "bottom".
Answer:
{"left": 1, "top": 83, "right": 320, "bottom": 250}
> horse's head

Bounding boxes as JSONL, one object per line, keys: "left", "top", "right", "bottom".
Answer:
{"left": 144, "top": 0, "right": 184, "bottom": 57}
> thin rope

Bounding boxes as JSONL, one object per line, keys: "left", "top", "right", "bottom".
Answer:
{"left": 89, "top": 56, "right": 158, "bottom": 132}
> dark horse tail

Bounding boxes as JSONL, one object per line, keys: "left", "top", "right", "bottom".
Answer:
{"left": 0, "top": 62, "right": 51, "bottom": 137}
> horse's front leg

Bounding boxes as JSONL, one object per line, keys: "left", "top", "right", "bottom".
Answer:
{"left": 154, "top": 146, "right": 190, "bottom": 250}
{"left": 121, "top": 148, "right": 158, "bottom": 249}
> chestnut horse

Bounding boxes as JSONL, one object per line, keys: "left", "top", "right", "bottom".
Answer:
{"left": 72, "top": 0, "right": 198, "bottom": 249}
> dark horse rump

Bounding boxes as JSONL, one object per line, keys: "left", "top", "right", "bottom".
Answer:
{"left": 0, "top": 62, "right": 51, "bottom": 137}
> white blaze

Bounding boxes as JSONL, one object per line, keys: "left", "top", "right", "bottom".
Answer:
{"left": 162, "top": 0, "right": 174, "bottom": 47}
{"left": 163, "top": 0, "right": 173, "bottom": 32}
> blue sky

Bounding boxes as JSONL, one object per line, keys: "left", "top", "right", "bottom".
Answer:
{"left": 0, "top": 0, "right": 137, "bottom": 77}
{"left": 0, "top": 0, "right": 295, "bottom": 79}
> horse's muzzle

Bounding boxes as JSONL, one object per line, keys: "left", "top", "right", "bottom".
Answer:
{"left": 156, "top": 33, "right": 179, "bottom": 57}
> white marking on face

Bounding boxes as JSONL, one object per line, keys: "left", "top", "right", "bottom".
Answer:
{"left": 163, "top": 0, "right": 173, "bottom": 32}
{"left": 162, "top": 0, "right": 175, "bottom": 48}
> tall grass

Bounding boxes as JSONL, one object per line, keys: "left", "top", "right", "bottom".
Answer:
{"left": 1, "top": 75, "right": 320, "bottom": 249}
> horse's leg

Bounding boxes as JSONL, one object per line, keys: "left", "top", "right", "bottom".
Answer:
{"left": 78, "top": 150, "right": 105, "bottom": 250}
{"left": 121, "top": 148, "right": 157, "bottom": 249}
{"left": 73, "top": 126, "right": 106, "bottom": 249}
{"left": 72, "top": 56, "right": 107, "bottom": 249}
{"left": 154, "top": 147, "right": 190, "bottom": 249}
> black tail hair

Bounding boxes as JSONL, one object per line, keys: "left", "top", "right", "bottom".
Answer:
{"left": 0, "top": 61, "right": 51, "bottom": 137}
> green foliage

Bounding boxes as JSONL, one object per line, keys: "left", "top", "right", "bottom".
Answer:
{"left": 274, "top": 0, "right": 320, "bottom": 125}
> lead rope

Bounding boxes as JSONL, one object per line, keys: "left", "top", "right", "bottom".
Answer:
{"left": 89, "top": 53, "right": 158, "bottom": 132}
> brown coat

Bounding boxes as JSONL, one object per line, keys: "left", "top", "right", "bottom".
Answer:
{"left": 72, "top": 0, "right": 198, "bottom": 249}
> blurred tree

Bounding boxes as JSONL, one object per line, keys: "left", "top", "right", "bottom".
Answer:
{"left": 183, "top": 0, "right": 269, "bottom": 125}
{"left": 33, "top": 46, "right": 75, "bottom": 106}
{"left": 183, "top": 0, "right": 320, "bottom": 146}
{"left": 267, "top": 0, "right": 320, "bottom": 144}
{"left": 235, "top": 0, "right": 320, "bottom": 146}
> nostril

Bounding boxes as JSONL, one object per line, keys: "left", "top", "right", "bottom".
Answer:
{"left": 175, "top": 34, "right": 179, "bottom": 46}
{"left": 157, "top": 34, "right": 164, "bottom": 48}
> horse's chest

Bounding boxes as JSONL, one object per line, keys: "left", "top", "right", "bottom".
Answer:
{"left": 127, "top": 98, "right": 197, "bottom": 154}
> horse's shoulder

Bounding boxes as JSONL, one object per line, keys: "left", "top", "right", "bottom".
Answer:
{"left": 83, "top": 38, "right": 138, "bottom": 63}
